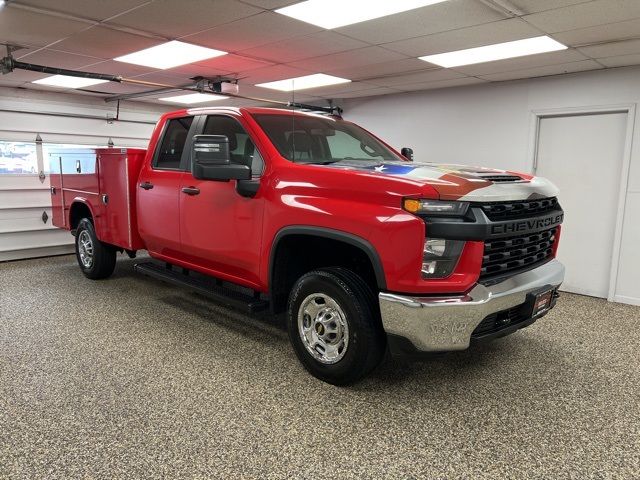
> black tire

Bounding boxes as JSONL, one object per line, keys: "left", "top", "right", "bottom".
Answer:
{"left": 287, "top": 267, "right": 386, "bottom": 385}
{"left": 75, "top": 218, "right": 116, "bottom": 280}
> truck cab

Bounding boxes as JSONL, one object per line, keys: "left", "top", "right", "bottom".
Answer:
{"left": 51, "top": 107, "right": 565, "bottom": 385}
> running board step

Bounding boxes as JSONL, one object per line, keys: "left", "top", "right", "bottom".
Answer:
{"left": 134, "top": 262, "right": 268, "bottom": 313}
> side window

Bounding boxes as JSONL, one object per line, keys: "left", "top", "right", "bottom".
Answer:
{"left": 203, "top": 115, "right": 264, "bottom": 177}
{"left": 154, "top": 116, "right": 193, "bottom": 170}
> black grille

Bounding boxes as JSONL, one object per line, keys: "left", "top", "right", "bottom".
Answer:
{"left": 472, "top": 302, "right": 531, "bottom": 337}
{"left": 480, "top": 227, "right": 557, "bottom": 281}
{"left": 477, "top": 174, "right": 524, "bottom": 183}
{"left": 478, "top": 197, "right": 559, "bottom": 221}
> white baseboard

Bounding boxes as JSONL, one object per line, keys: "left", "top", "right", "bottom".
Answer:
{"left": 610, "top": 295, "right": 640, "bottom": 307}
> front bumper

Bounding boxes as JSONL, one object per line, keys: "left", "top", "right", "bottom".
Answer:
{"left": 379, "top": 259, "right": 565, "bottom": 353}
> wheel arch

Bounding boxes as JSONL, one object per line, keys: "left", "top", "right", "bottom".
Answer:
{"left": 69, "top": 199, "right": 95, "bottom": 232}
{"left": 268, "top": 226, "right": 386, "bottom": 313}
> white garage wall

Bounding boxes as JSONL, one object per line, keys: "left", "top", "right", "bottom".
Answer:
{"left": 0, "top": 87, "right": 170, "bottom": 261}
{"left": 343, "top": 65, "right": 640, "bottom": 306}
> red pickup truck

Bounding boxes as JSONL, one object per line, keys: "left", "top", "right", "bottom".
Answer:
{"left": 50, "top": 107, "right": 564, "bottom": 384}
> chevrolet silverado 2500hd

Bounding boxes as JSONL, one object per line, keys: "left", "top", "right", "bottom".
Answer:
{"left": 50, "top": 107, "right": 564, "bottom": 385}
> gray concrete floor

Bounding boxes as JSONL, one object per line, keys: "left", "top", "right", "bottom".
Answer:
{"left": 1, "top": 255, "right": 639, "bottom": 479}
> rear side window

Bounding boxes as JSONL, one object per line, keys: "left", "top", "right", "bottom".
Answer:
{"left": 154, "top": 117, "right": 193, "bottom": 170}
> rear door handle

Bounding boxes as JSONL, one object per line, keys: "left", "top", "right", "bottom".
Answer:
{"left": 139, "top": 181, "right": 154, "bottom": 190}
{"left": 181, "top": 187, "right": 200, "bottom": 196}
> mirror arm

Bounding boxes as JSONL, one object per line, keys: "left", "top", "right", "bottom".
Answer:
{"left": 236, "top": 179, "right": 260, "bottom": 198}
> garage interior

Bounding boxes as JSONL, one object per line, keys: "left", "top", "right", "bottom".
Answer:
{"left": 1, "top": 0, "right": 639, "bottom": 478}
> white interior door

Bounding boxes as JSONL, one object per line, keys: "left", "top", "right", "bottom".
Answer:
{"left": 536, "top": 112, "right": 627, "bottom": 298}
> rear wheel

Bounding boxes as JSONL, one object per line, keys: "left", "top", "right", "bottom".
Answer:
{"left": 75, "top": 218, "right": 116, "bottom": 279}
{"left": 287, "top": 268, "right": 386, "bottom": 385}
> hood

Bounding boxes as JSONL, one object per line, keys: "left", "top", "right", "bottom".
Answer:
{"left": 327, "top": 160, "right": 558, "bottom": 202}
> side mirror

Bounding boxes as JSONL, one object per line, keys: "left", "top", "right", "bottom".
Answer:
{"left": 191, "top": 134, "right": 251, "bottom": 181}
{"left": 401, "top": 147, "right": 414, "bottom": 161}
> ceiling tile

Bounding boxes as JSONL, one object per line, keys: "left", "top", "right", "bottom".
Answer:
{"left": 451, "top": 48, "right": 588, "bottom": 76}
{"left": 478, "top": 59, "right": 602, "bottom": 81}
{"left": 239, "top": 31, "right": 369, "bottom": 64}
{"left": 0, "top": 5, "right": 89, "bottom": 47}
{"left": 288, "top": 47, "right": 408, "bottom": 72}
{"left": 328, "top": 58, "right": 436, "bottom": 81}
{"left": 239, "top": 0, "right": 299, "bottom": 9}
{"left": 577, "top": 38, "right": 640, "bottom": 59}
{"left": 554, "top": 18, "right": 640, "bottom": 46}
{"left": 190, "top": 54, "right": 274, "bottom": 75}
{"left": 523, "top": 0, "right": 640, "bottom": 33}
{"left": 15, "top": 48, "right": 104, "bottom": 69}
{"left": 508, "top": 0, "right": 593, "bottom": 14}
{"left": 240, "top": 65, "right": 315, "bottom": 84}
{"left": 366, "top": 68, "right": 466, "bottom": 87}
{"left": 297, "top": 81, "right": 384, "bottom": 96}
{"left": 382, "top": 18, "right": 541, "bottom": 57}
{"left": 0, "top": 79, "right": 24, "bottom": 88}
{"left": 397, "top": 76, "right": 487, "bottom": 91}
{"left": 107, "top": 0, "right": 262, "bottom": 38}
{"left": 320, "top": 87, "right": 405, "bottom": 99}
{"left": 182, "top": 11, "right": 321, "bottom": 53}
{"left": 53, "top": 26, "right": 161, "bottom": 58}
{"left": 79, "top": 59, "right": 157, "bottom": 77}
{"left": 334, "top": 0, "right": 506, "bottom": 44}
{"left": 597, "top": 53, "right": 640, "bottom": 68}
{"left": 12, "top": 0, "right": 150, "bottom": 21}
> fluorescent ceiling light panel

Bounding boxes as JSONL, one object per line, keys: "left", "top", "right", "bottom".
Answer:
{"left": 32, "top": 75, "right": 109, "bottom": 89}
{"left": 276, "top": 0, "right": 448, "bottom": 29}
{"left": 159, "top": 93, "right": 226, "bottom": 104}
{"left": 256, "top": 73, "right": 350, "bottom": 91}
{"left": 114, "top": 40, "right": 226, "bottom": 69}
{"left": 420, "top": 35, "right": 567, "bottom": 68}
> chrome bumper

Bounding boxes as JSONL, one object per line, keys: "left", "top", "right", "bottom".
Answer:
{"left": 379, "top": 259, "right": 565, "bottom": 352}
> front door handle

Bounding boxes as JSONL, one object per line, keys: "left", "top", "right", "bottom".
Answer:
{"left": 181, "top": 186, "right": 200, "bottom": 196}
{"left": 139, "top": 181, "right": 154, "bottom": 190}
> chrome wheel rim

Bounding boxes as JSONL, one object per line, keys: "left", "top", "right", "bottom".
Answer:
{"left": 78, "top": 230, "right": 94, "bottom": 269}
{"left": 298, "top": 293, "right": 349, "bottom": 364}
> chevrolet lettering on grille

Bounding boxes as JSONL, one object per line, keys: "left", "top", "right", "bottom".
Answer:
{"left": 490, "top": 213, "right": 564, "bottom": 235}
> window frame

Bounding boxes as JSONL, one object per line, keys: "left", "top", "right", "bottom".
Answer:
{"left": 151, "top": 115, "right": 196, "bottom": 172}
{"left": 198, "top": 114, "right": 266, "bottom": 178}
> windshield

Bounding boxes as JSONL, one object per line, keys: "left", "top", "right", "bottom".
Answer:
{"left": 251, "top": 113, "right": 403, "bottom": 164}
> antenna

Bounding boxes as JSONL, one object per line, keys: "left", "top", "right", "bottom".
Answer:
{"left": 291, "top": 79, "right": 296, "bottom": 162}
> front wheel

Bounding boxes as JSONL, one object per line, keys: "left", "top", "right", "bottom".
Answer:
{"left": 287, "top": 268, "right": 386, "bottom": 385}
{"left": 75, "top": 218, "right": 116, "bottom": 279}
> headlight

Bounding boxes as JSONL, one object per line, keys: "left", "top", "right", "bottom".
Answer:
{"left": 422, "top": 238, "right": 465, "bottom": 279}
{"left": 403, "top": 198, "right": 469, "bottom": 216}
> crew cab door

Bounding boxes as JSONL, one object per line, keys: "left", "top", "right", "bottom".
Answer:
{"left": 137, "top": 115, "right": 195, "bottom": 257}
{"left": 179, "top": 114, "right": 266, "bottom": 287}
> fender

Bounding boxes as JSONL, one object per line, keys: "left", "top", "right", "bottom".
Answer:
{"left": 69, "top": 197, "right": 96, "bottom": 230}
{"left": 269, "top": 225, "right": 387, "bottom": 291}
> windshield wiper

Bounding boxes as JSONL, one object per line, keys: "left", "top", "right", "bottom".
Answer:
{"left": 295, "top": 160, "right": 342, "bottom": 165}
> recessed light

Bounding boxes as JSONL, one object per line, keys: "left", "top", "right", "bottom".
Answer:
{"left": 158, "top": 93, "right": 226, "bottom": 104}
{"left": 256, "top": 73, "right": 351, "bottom": 92}
{"left": 32, "top": 75, "right": 109, "bottom": 89}
{"left": 114, "top": 40, "right": 226, "bottom": 70}
{"left": 420, "top": 36, "right": 568, "bottom": 68}
{"left": 276, "top": 0, "right": 448, "bottom": 29}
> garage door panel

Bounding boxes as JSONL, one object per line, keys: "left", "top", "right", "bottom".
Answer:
{"left": 0, "top": 228, "right": 72, "bottom": 252}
